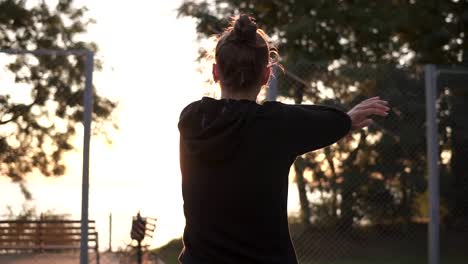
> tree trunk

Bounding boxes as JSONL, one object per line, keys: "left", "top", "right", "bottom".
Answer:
{"left": 325, "top": 147, "right": 338, "bottom": 219}
{"left": 338, "top": 131, "right": 365, "bottom": 233}
{"left": 295, "top": 158, "right": 311, "bottom": 225}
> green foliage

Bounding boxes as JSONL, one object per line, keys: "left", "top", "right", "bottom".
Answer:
{"left": 178, "top": 0, "right": 467, "bottom": 65}
{"left": 179, "top": 0, "right": 468, "bottom": 228}
{"left": 152, "top": 229, "right": 468, "bottom": 264}
{"left": 0, "top": 0, "right": 116, "bottom": 194}
{"left": 153, "top": 238, "right": 183, "bottom": 264}
{"left": 5, "top": 202, "right": 70, "bottom": 220}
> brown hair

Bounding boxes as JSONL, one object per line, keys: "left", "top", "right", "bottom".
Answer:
{"left": 215, "top": 14, "right": 279, "bottom": 92}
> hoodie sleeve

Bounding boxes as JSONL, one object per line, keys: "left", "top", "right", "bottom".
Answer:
{"left": 280, "top": 103, "right": 352, "bottom": 156}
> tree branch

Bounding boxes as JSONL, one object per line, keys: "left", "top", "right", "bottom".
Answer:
{"left": 0, "top": 101, "right": 37, "bottom": 125}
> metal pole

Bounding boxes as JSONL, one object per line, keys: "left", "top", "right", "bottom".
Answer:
{"left": 108, "top": 213, "right": 112, "bottom": 252}
{"left": 267, "top": 65, "right": 278, "bottom": 101}
{"left": 424, "top": 64, "right": 440, "bottom": 264}
{"left": 0, "top": 48, "right": 94, "bottom": 264}
{"left": 80, "top": 51, "right": 94, "bottom": 264}
{"left": 137, "top": 241, "right": 143, "bottom": 264}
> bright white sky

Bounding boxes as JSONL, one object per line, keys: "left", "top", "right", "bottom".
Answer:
{"left": 0, "top": 0, "right": 301, "bottom": 250}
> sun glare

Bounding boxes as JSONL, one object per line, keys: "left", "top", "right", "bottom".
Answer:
{"left": 1, "top": 0, "right": 207, "bottom": 249}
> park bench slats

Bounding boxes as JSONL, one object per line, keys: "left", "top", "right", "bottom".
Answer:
{"left": 0, "top": 219, "right": 100, "bottom": 264}
{"left": 0, "top": 230, "right": 98, "bottom": 236}
{"left": 0, "top": 245, "right": 81, "bottom": 250}
{"left": 0, "top": 244, "right": 94, "bottom": 249}
{"left": 0, "top": 238, "right": 97, "bottom": 243}
{"left": 0, "top": 220, "right": 95, "bottom": 224}
{"left": 0, "top": 226, "right": 93, "bottom": 231}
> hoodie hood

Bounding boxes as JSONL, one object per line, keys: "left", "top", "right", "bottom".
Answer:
{"left": 178, "top": 97, "right": 258, "bottom": 162}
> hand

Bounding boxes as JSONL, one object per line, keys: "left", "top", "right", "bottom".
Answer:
{"left": 347, "top": 96, "right": 390, "bottom": 131}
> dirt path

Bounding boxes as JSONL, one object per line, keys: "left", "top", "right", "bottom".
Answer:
{"left": 0, "top": 252, "right": 119, "bottom": 264}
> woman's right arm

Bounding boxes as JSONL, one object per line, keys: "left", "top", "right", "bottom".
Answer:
{"left": 280, "top": 97, "right": 389, "bottom": 156}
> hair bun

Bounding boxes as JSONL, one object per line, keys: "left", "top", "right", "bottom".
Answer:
{"left": 233, "top": 15, "right": 258, "bottom": 43}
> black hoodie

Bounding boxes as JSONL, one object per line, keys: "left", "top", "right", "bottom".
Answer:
{"left": 178, "top": 97, "right": 351, "bottom": 264}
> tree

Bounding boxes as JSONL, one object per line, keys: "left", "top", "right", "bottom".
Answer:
{"left": 0, "top": 0, "right": 116, "bottom": 198}
{"left": 179, "top": 1, "right": 466, "bottom": 64}
{"left": 178, "top": 0, "right": 468, "bottom": 228}
{"left": 439, "top": 64, "right": 468, "bottom": 227}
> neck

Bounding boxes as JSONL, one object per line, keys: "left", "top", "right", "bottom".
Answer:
{"left": 220, "top": 88, "right": 259, "bottom": 101}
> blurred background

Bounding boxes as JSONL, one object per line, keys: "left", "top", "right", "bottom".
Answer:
{"left": 1, "top": 0, "right": 467, "bottom": 264}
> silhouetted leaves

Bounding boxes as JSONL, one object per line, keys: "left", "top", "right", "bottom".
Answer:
{"left": 0, "top": 0, "right": 116, "bottom": 196}
{"left": 179, "top": 0, "right": 468, "bottom": 228}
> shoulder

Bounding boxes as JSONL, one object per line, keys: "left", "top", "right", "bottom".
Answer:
{"left": 259, "top": 101, "right": 287, "bottom": 115}
{"left": 179, "top": 100, "right": 202, "bottom": 122}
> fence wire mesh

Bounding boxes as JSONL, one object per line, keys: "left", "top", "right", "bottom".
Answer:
{"left": 2, "top": 49, "right": 468, "bottom": 264}
{"left": 436, "top": 65, "right": 468, "bottom": 264}
{"left": 0, "top": 52, "right": 142, "bottom": 264}
{"left": 278, "top": 62, "right": 468, "bottom": 264}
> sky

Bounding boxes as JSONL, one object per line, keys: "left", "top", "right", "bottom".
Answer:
{"left": 0, "top": 0, "right": 301, "bottom": 250}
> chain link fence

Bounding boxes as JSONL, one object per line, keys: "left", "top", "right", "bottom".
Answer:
{"left": 276, "top": 62, "right": 468, "bottom": 264}
{"left": 2, "top": 49, "right": 467, "bottom": 264}
{"left": 436, "top": 65, "right": 468, "bottom": 264}
{"left": 0, "top": 51, "right": 150, "bottom": 264}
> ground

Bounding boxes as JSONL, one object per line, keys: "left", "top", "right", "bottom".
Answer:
{"left": 0, "top": 252, "right": 164, "bottom": 264}
{"left": 1, "top": 225, "right": 467, "bottom": 264}
{"left": 152, "top": 224, "right": 468, "bottom": 264}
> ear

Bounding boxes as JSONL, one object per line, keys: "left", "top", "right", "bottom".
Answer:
{"left": 261, "top": 66, "right": 271, "bottom": 86}
{"left": 212, "top": 63, "right": 220, "bottom": 83}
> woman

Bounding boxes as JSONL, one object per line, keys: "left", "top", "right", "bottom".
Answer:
{"left": 178, "top": 14, "right": 389, "bottom": 264}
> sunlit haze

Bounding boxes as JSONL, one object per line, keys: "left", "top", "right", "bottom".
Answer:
{"left": 0, "top": 0, "right": 300, "bottom": 249}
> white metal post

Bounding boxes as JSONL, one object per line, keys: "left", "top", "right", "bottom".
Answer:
{"left": 424, "top": 64, "right": 440, "bottom": 264}
{"left": 0, "top": 49, "right": 93, "bottom": 264}
{"left": 80, "top": 50, "right": 94, "bottom": 264}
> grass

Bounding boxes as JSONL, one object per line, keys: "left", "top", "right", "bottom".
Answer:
{"left": 153, "top": 242, "right": 466, "bottom": 264}
{"left": 303, "top": 256, "right": 466, "bottom": 264}
{"left": 153, "top": 225, "right": 467, "bottom": 264}
{"left": 152, "top": 239, "right": 183, "bottom": 264}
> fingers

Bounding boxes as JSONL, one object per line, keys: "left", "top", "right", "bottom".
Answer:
{"left": 359, "top": 107, "right": 388, "bottom": 117}
{"left": 359, "top": 103, "right": 389, "bottom": 113}
{"left": 360, "top": 96, "right": 384, "bottom": 105}
{"left": 361, "top": 96, "right": 380, "bottom": 103}
{"left": 354, "top": 99, "right": 390, "bottom": 117}
{"left": 355, "top": 118, "right": 373, "bottom": 129}
{"left": 358, "top": 99, "right": 389, "bottom": 109}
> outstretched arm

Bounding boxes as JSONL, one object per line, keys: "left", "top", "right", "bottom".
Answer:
{"left": 278, "top": 96, "right": 389, "bottom": 157}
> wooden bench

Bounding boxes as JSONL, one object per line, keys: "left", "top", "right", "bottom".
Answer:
{"left": 0, "top": 220, "right": 99, "bottom": 263}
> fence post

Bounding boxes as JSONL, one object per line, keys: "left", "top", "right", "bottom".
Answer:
{"left": 80, "top": 51, "right": 94, "bottom": 264}
{"left": 424, "top": 64, "right": 440, "bottom": 264}
{"left": 0, "top": 48, "right": 94, "bottom": 263}
{"left": 108, "top": 213, "right": 112, "bottom": 252}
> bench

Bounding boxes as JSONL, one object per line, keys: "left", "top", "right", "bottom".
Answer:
{"left": 0, "top": 220, "right": 99, "bottom": 263}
